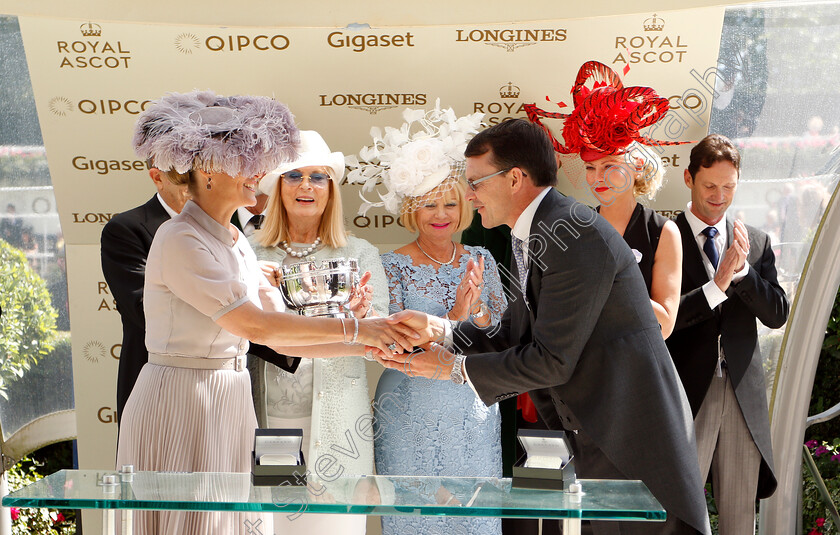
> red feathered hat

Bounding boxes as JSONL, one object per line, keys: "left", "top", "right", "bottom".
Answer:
{"left": 524, "top": 61, "right": 686, "bottom": 162}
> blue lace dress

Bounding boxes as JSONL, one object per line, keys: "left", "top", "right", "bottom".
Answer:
{"left": 374, "top": 245, "right": 507, "bottom": 535}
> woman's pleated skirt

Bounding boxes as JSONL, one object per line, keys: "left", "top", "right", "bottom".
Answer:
{"left": 116, "top": 362, "right": 271, "bottom": 535}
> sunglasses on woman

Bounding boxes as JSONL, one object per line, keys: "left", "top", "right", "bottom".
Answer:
{"left": 281, "top": 171, "right": 331, "bottom": 187}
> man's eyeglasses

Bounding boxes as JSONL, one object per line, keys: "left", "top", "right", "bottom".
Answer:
{"left": 281, "top": 171, "right": 331, "bottom": 188}
{"left": 466, "top": 168, "right": 511, "bottom": 191}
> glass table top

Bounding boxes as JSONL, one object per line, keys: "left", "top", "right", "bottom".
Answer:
{"left": 3, "top": 470, "right": 666, "bottom": 521}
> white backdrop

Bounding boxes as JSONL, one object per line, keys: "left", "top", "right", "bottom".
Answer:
{"left": 15, "top": 6, "right": 724, "bottom": 530}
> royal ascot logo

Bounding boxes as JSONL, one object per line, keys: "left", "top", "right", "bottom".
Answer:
{"left": 80, "top": 22, "right": 102, "bottom": 37}
{"left": 49, "top": 97, "right": 152, "bottom": 116}
{"left": 56, "top": 22, "right": 132, "bottom": 69}
{"left": 175, "top": 32, "right": 291, "bottom": 54}
{"left": 174, "top": 33, "right": 201, "bottom": 54}
{"left": 326, "top": 31, "right": 415, "bottom": 52}
{"left": 644, "top": 14, "right": 665, "bottom": 32}
{"left": 613, "top": 14, "right": 687, "bottom": 65}
{"left": 48, "top": 97, "right": 73, "bottom": 117}
{"left": 454, "top": 28, "right": 566, "bottom": 52}
{"left": 471, "top": 82, "right": 529, "bottom": 125}
{"left": 500, "top": 82, "right": 520, "bottom": 99}
{"left": 71, "top": 155, "right": 151, "bottom": 176}
{"left": 318, "top": 93, "right": 427, "bottom": 115}
{"left": 83, "top": 340, "right": 106, "bottom": 364}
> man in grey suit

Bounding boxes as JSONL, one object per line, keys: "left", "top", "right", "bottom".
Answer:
{"left": 387, "top": 119, "right": 710, "bottom": 534}
{"left": 666, "top": 134, "right": 789, "bottom": 533}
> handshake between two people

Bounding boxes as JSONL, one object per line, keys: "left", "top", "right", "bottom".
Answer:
{"left": 363, "top": 308, "right": 459, "bottom": 382}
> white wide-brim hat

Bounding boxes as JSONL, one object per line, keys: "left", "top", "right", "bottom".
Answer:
{"left": 259, "top": 130, "right": 345, "bottom": 195}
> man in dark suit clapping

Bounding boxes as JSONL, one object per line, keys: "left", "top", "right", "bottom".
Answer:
{"left": 387, "top": 119, "right": 711, "bottom": 535}
{"left": 101, "top": 166, "right": 189, "bottom": 423}
{"left": 667, "top": 134, "right": 789, "bottom": 534}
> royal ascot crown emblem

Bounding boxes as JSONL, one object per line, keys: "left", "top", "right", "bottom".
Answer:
{"left": 500, "top": 82, "right": 521, "bottom": 99}
{"left": 644, "top": 14, "right": 665, "bottom": 32}
{"left": 279, "top": 258, "right": 360, "bottom": 318}
{"left": 174, "top": 33, "right": 201, "bottom": 54}
{"left": 80, "top": 22, "right": 102, "bottom": 37}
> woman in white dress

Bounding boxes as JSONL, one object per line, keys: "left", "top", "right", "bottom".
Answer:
{"left": 115, "top": 91, "right": 417, "bottom": 535}
{"left": 249, "top": 130, "right": 388, "bottom": 534}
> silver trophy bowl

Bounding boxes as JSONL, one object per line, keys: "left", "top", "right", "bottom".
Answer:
{"left": 279, "top": 257, "right": 359, "bottom": 318}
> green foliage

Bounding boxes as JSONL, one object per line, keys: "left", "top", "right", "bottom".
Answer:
{"left": 0, "top": 148, "right": 51, "bottom": 187}
{"left": 802, "top": 440, "right": 840, "bottom": 534}
{"left": 0, "top": 238, "right": 57, "bottom": 399}
{"left": 7, "top": 456, "right": 74, "bottom": 534}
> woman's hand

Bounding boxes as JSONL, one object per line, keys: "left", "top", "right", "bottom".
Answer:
{"left": 260, "top": 261, "right": 282, "bottom": 287}
{"left": 347, "top": 271, "right": 375, "bottom": 318}
{"left": 449, "top": 256, "right": 485, "bottom": 321}
{"left": 356, "top": 316, "right": 420, "bottom": 357}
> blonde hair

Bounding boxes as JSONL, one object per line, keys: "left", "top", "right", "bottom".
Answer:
{"left": 626, "top": 142, "right": 665, "bottom": 200}
{"left": 399, "top": 179, "right": 473, "bottom": 234}
{"left": 256, "top": 166, "right": 348, "bottom": 248}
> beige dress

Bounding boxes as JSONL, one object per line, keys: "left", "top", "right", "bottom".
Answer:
{"left": 116, "top": 200, "right": 283, "bottom": 535}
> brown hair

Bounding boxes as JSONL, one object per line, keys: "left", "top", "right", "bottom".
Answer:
{"left": 465, "top": 119, "right": 558, "bottom": 187}
{"left": 687, "top": 134, "right": 741, "bottom": 180}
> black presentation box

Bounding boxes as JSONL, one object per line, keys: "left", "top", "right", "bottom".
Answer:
{"left": 511, "top": 429, "right": 576, "bottom": 491}
{"left": 251, "top": 428, "right": 307, "bottom": 487}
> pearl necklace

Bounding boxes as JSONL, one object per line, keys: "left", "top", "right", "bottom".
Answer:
{"left": 281, "top": 236, "right": 321, "bottom": 258}
{"left": 416, "top": 240, "right": 457, "bottom": 265}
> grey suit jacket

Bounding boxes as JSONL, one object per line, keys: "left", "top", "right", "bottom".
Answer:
{"left": 457, "top": 189, "right": 710, "bottom": 534}
{"left": 667, "top": 214, "right": 788, "bottom": 498}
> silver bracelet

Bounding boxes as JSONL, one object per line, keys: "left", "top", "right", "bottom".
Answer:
{"left": 344, "top": 317, "right": 359, "bottom": 345}
{"left": 340, "top": 318, "right": 350, "bottom": 344}
{"left": 470, "top": 304, "right": 487, "bottom": 319}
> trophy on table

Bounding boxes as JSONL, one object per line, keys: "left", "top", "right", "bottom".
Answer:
{"left": 278, "top": 257, "right": 360, "bottom": 318}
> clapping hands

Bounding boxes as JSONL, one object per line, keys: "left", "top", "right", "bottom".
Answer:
{"left": 449, "top": 256, "right": 485, "bottom": 321}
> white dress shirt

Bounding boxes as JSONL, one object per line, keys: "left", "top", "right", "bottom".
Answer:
{"left": 156, "top": 193, "right": 179, "bottom": 218}
{"left": 683, "top": 202, "right": 749, "bottom": 310}
{"left": 458, "top": 187, "right": 551, "bottom": 392}
{"left": 236, "top": 206, "right": 263, "bottom": 237}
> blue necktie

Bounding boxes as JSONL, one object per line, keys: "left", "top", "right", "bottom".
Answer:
{"left": 702, "top": 226, "right": 719, "bottom": 269}
{"left": 511, "top": 236, "right": 528, "bottom": 297}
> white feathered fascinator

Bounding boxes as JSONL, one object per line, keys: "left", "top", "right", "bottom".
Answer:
{"left": 345, "top": 100, "right": 483, "bottom": 215}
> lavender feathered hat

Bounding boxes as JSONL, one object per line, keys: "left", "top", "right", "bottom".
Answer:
{"left": 132, "top": 90, "right": 299, "bottom": 178}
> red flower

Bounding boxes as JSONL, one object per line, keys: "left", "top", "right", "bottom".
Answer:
{"left": 809, "top": 529, "right": 821, "bottom": 535}
{"left": 817, "top": 518, "right": 826, "bottom": 527}
{"left": 53, "top": 512, "right": 66, "bottom": 524}
{"left": 10, "top": 508, "right": 18, "bottom": 521}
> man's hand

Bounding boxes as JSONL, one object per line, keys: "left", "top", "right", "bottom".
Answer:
{"left": 380, "top": 343, "right": 455, "bottom": 381}
{"left": 714, "top": 219, "right": 750, "bottom": 292}
{"left": 386, "top": 310, "right": 448, "bottom": 347}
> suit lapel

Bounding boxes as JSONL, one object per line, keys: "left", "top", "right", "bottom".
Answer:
{"left": 726, "top": 216, "right": 734, "bottom": 250}
{"left": 141, "top": 195, "right": 171, "bottom": 238}
{"left": 676, "top": 213, "right": 711, "bottom": 287}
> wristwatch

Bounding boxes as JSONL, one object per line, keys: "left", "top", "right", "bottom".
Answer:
{"left": 450, "top": 353, "right": 467, "bottom": 385}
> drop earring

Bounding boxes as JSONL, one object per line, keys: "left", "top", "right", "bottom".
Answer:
{"left": 206, "top": 175, "right": 212, "bottom": 190}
